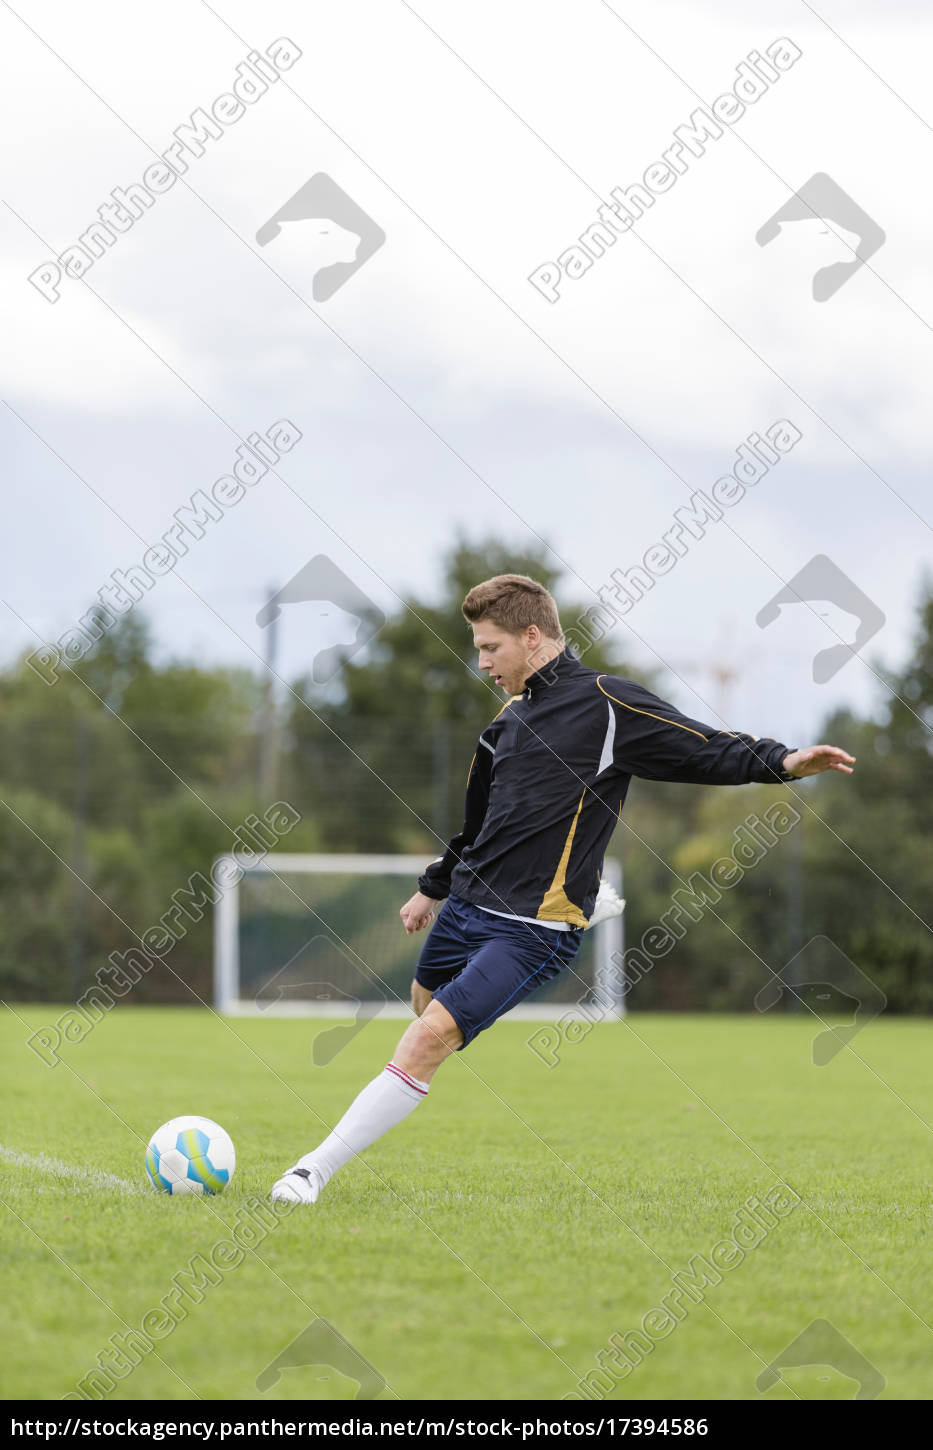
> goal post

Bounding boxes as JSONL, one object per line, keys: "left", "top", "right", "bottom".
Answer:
{"left": 214, "top": 853, "right": 625, "bottom": 1020}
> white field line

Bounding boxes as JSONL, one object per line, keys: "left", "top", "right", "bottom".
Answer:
{"left": 226, "top": 1000, "right": 623, "bottom": 1020}
{"left": 0, "top": 1142, "right": 145, "bottom": 1196}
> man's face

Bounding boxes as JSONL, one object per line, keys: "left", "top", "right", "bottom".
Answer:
{"left": 473, "top": 621, "right": 537, "bottom": 696}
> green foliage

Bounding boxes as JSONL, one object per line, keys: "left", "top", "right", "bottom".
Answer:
{"left": 0, "top": 614, "right": 269, "bottom": 1004}
{"left": 0, "top": 788, "right": 76, "bottom": 998}
{"left": 0, "top": 544, "right": 930, "bottom": 1015}
{"left": 284, "top": 535, "right": 645, "bottom": 853}
{"left": 603, "top": 585, "right": 933, "bottom": 1016}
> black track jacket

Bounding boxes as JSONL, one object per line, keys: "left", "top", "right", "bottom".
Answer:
{"left": 417, "top": 649, "right": 795, "bottom": 927}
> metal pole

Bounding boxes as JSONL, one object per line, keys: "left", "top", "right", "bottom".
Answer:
{"left": 259, "top": 586, "right": 280, "bottom": 804}
{"left": 594, "top": 858, "right": 625, "bottom": 1018}
{"left": 432, "top": 717, "right": 451, "bottom": 839}
{"left": 68, "top": 715, "right": 90, "bottom": 1002}
{"left": 786, "top": 810, "right": 804, "bottom": 1011}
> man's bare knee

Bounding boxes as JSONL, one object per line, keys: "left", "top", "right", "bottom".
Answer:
{"left": 411, "top": 979, "right": 433, "bottom": 1017}
{"left": 394, "top": 1000, "right": 463, "bottom": 1082}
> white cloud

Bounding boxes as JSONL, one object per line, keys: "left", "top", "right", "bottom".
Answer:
{"left": 1, "top": 0, "right": 930, "bottom": 741}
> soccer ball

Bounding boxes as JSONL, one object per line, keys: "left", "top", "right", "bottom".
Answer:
{"left": 145, "top": 1115, "right": 236, "bottom": 1196}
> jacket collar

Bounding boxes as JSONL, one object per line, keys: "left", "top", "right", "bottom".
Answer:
{"left": 522, "top": 647, "right": 586, "bottom": 699}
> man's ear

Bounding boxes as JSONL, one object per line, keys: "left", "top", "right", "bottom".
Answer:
{"left": 525, "top": 630, "right": 561, "bottom": 686}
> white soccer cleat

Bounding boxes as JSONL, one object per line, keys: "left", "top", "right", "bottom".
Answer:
{"left": 270, "top": 1166, "right": 322, "bottom": 1204}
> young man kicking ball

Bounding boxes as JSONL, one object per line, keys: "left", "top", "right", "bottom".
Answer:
{"left": 271, "top": 574, "right": 854, "bottom": 1203}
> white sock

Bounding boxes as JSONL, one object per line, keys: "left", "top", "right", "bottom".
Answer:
{"left": 295, "top": 1063, "right": 429, "bottom": 1193}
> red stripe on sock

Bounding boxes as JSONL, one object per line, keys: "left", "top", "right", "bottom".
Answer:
{"left": 385, "top": 1062, "right": 428, "bottom": 1095}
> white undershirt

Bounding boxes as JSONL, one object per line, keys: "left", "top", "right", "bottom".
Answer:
{"left": 472, "top": 903, "right": 573, "bottom": 932}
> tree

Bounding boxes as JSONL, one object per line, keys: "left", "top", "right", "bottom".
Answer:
{"left": 0, "top": 613, "right": 275, "bottom": 1002}
{"left": 283, "top": 535, "right": 647, "bottom": 853}
{"left": 796, "top": 581, "right": 933, "bottom": 1011}
{"left": 2, "top": 557, "right": 929, "bottom": 1018}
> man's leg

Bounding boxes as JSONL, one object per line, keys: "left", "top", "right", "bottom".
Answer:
{"left": 270, "top": 1001, "right": 460, "bottom": 1203}
{"left": 270, "top": 896, "right": 468, "bottom": 1205}
{"left": 410, "top": 979, "right": 433, "bottom": 1017}
{"left": 392, "top": 998, "right": 460, "bottom": 1078}
{"left": 270, "top": 899, "right": 581, "bottom": 1205}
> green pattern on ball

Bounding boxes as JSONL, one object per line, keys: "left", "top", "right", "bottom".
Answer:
{"left": 177, "top": 1126, "right": 230, "bottom": 1193}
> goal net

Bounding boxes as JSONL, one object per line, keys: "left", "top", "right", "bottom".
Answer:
{"left": 214, "top": 853, "right": 625, "bottom": 1021}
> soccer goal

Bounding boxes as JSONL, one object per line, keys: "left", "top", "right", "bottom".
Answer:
{"left": 213, "top": 853, "right": 625, "bottom": 1020}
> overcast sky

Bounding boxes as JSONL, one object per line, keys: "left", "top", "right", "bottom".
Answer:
{"left": 3, "top": 0, "right": 931, "bottom": 747}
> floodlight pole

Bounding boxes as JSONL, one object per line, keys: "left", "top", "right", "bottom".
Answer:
{"left": 259, "top": 585, "right": 280, "bottom": 804}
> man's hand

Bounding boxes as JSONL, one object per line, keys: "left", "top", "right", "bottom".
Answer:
{"left": 400, "top": 891, "right": 443, "bottom": 935}
{"left": 782, "top": 744, "right": 856, "bottom": 778}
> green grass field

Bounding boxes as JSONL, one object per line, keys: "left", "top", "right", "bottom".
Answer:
{"left": 1, "top": 1005, "right": 931, "bottom": 1402}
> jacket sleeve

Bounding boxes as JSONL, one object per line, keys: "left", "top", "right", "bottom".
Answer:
{"left": 417, "top": 743, "right": 494, "bottom": 899}
{"left": 598, "top": 676, "right": 796, "bottom": 786}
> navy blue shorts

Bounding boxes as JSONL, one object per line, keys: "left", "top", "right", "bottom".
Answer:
{"left": 414, "top": 895, "right": 584, "bottom": 1048}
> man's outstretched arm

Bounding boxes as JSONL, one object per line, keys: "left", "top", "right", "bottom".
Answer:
{"left": 599, "top": 675, "right": 855, "bottom": 786}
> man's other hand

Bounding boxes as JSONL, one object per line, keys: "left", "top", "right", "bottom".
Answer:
{"left": 400, "top": 892, "right": 443, "bottom": 935}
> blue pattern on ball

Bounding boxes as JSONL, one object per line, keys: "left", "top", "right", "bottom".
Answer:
{"left": 145, "top": 1143, "right": 173, "bottom": 1193}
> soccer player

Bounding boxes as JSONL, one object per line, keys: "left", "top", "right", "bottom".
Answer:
{"left": 271, "top": 575, "right": 854, "bottom": 1203}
